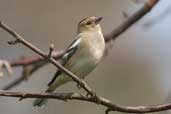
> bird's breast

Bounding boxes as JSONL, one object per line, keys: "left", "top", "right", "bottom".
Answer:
{"left": 65, "top": 32, "right": 105, "bottom": 78}
{"left": 80, "top": 33, "right": 105, "bottom": 63}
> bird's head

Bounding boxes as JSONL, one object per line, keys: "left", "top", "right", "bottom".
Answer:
{"left": 77, "top": 16, "right": 103, "bottom": 33}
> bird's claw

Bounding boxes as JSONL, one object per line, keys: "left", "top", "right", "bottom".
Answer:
{"left": 86, "top": 90, "right": 95, "bottom": 97}
{"left": 77, "top": 83, "right": 82, "bottom": 89}
{"left": 76, "top": 79, "right": 85, "bottom": 89}
{"left": 86, "top": 90, "right": 101, "bottom": 104}
{"left": 105, "top": 108, "right": 112, "bottom": 114}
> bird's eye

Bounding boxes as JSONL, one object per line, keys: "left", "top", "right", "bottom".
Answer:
{"left": 86, "top": 21, "right": 92, "bottom": 25}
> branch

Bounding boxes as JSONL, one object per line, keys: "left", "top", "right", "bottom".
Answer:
{"left": 0, "top": 0, "right": 159, "bottom": 90}
{"left": 104, "top": 0, "right": 159, "bottom": 42}
{"left": 0, "top": 90, "right": 171, "bottom": 113}
{"left": 1, "top": 50, "right": 64, "bottom": 90}
{"left": 4, "top": 0, "right": 159, "bottom": 67}
{"left": 0, "top": 21, "right": 95, "bottom": 97}
{"left": 10, "top": 50, "right": 64, "bottom": 67}
{"left": 0, "top": 0, "right": 163, "bottom": 114}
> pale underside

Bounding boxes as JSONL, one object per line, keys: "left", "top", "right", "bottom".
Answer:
{"left": 48, "top": 32, "right": 105, "bottom": 91}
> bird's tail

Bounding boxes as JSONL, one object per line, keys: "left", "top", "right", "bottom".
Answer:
{"left": 33, "top": 97, "right": 48, "bottom": 107}
{"left": 33, "top": 75, "right": 70, "bottom": 107}
{"left": 33, "top": 87, "right": 54, "bottom": 107}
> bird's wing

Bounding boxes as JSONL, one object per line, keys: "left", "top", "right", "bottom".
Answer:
{"left": 48, "top": 37, "right": 81, "bottom": 86}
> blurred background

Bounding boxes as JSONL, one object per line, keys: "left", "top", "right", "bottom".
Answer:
{"left": 0, "top": 0, "right": 171, "bottom": 114}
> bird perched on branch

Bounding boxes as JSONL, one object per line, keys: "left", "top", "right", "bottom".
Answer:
{"left": 33, "top": 16, "right": 105, "bottom": 107}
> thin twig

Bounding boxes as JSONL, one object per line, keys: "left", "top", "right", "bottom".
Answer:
{"left": 48, "top": 44, "right": 55, "bottom": 58}
{"left": 10, "top": 50, "right": 64, "bottom": 67}
{"left": 104, "top": 0, "right": 159, "bottom": 42}
{"left": 0, "top": 90, "right": 171, "bottom": 113}
{"left": 2, "top": 50, "right": 64, "bottom": 90}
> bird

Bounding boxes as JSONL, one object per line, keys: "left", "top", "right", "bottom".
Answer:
{"left": 33, "top": 16, "right": 105, "bottom": 107}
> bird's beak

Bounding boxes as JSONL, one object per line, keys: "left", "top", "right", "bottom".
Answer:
{"left": 95, "top": 17, "right": 103, "bottom": 25}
